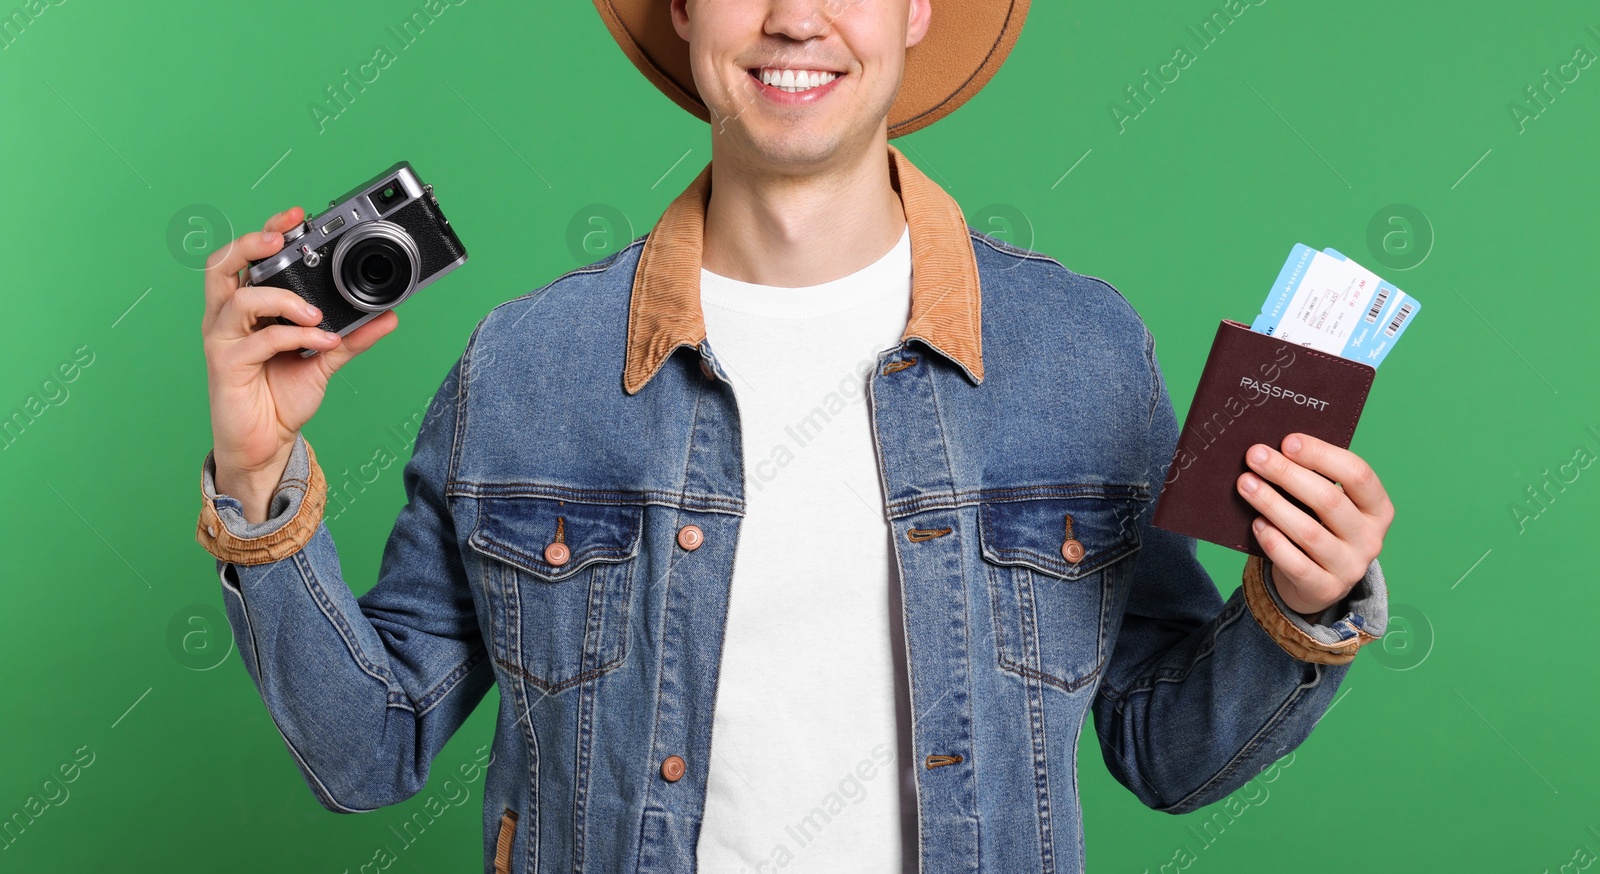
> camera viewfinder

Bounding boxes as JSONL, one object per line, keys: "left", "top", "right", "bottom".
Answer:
{"left": 368, "top": 179, "right": 405, "bottom": 215}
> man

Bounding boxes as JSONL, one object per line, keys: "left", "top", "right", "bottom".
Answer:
{"left": 196, "top": 1, "right": 1391, "bottom": 871}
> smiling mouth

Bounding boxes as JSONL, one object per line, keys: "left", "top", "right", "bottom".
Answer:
{"left": 746, "top": 67, "right": 845, "bottom": 93}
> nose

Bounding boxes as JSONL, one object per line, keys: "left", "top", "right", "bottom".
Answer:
{"left": 762, "top": 0, "right": 833, "bottom": 45}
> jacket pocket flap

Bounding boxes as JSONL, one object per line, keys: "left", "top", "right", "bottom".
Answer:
{"left": 978, "top": 490, "right": 1145, "bottom": 580}
{"left": 469, "top": 496, "right": 643, "bottom": 582}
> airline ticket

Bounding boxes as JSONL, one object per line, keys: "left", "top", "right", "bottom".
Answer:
{"left": 1251, "top": 243, "right": 1420, "bottom": 366}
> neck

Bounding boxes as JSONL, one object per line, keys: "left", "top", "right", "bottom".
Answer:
{"left": 700, "top": 136, "right": 907, "bottom": 288}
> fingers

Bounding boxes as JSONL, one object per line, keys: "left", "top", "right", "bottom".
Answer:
{"left": 225, "top": 324, "right": 343, "bottom": 368}
{"left": 215, "top": 284, "right": 324, "bottom": 342}
{"left": 202, "top": 207, "right": 301, "bottom": 321}
{"left": 1237, "top": 468, "right": 1369, "bottom": 585}
{"left": 261, "top": 205, "right": 304, "bottom": 235}
{"left": 1243, "top": 441, "right": 1366, "bottom": 542}
{"left": 204, "top": 227, "right": 283, "bottom": 291}
{"left": 1278, "top": 433, "right": 1394, "bottom": 526}
{"left": 1251, "top": 522, "right": 1346, "bottom": 614}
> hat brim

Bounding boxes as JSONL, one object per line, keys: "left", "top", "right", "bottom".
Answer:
{"left": 593, "top": 0, "right": 1029, "bottom": 139}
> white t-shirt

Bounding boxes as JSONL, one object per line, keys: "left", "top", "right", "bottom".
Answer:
{"left": 694, "top": 224, "right": 917, "bottom": 873}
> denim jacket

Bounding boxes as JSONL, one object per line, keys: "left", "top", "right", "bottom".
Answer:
{"left": 195, "top": 143, "right": 1388, "bottom": 873}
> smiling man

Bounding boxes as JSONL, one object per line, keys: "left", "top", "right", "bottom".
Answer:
{"left": 195, "top": 1, "right": 1391, "bottom": 872}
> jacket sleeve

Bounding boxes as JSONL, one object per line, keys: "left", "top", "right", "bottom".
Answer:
{"left": 195, "top": 345, "right": 494, "bottom": 813}
{"left": 1089, "top": 328, "right": 1389, "bottom": 815}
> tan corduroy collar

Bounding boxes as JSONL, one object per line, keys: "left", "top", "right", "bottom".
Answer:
{"left": 622, "top": 143, "right": 984, "bottom": 395}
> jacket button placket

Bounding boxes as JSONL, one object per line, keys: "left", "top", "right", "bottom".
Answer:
{"left": 634, "top": 338, "right": 747, "bottom": 870}
{"left": 866, "top": 346, "right": 980, "bottom": 868}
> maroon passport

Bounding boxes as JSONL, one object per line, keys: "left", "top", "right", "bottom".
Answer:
{"left": 1152, "top": 319, "right": 1376, "bottom": 556}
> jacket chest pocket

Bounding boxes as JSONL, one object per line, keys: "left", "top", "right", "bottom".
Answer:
{"left": 467, "top": 496, "right": 643, "bottom": 695}
{"left": 979, "top": 492, "right": 1144, "bottom": 693}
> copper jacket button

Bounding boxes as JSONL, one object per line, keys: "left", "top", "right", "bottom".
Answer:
{"left": 544, "top": 542, "right": 570, "bottom": 566}
{"left": 700, "top": 358, "right": 716, "bottom": 380}
{"left": 677, "top": 524, "right": 703, "bottom": 551}
{"left": 661, "top": 754, "right": 685, "bottom": 782}
{"left": 1061, "top": 538, "right": 1085, "bottom": 563}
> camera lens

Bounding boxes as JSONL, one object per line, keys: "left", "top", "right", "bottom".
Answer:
{"left": 346, "top": 239, "right": 404, "bottom": 302}
{"left": 331, "top": 220, "right": 421, "bottom": 312}
{"left": 342, "top": 237, "right": 407, "bottom": 307}
{"left": 359, "top": 250, "right": 394, "bottom": 285}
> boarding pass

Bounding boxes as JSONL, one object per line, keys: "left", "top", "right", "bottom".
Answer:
{"left": 1250, "top": 243, "right": 1420, "bottom": 367}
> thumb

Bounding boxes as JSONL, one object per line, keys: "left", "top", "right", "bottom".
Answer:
{"left": 320, "top": 309, "right": 399, "bottom": 374}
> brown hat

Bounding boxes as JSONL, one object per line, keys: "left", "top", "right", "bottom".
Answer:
{"left": 592, "top": 0, "right": 1030, "bottom": 139}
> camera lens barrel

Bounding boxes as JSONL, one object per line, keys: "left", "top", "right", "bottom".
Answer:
{"left": 330, "top": 220, "right": 422, "bottom": 312}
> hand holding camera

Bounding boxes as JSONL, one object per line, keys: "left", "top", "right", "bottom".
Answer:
{"left": 199, "top": 162, "right": 468, "bottom": 522}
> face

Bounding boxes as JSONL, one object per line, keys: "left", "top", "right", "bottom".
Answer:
{"left": 670, "top": 0, "right": 930, "bottom": 170}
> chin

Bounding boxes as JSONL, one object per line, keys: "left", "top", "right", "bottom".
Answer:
{"left": 745, "top": 130, "right": 850, "bottom": 167}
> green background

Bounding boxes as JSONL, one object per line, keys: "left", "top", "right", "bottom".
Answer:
{"left": 2, "top": 0, "right": 1596, "bottom": 870}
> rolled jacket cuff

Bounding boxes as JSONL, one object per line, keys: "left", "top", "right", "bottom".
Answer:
{"left": 195, "top": 433, "right": 326, "bottom": 565}
{"left": 1241, "top": 553, "right": 1388, "bottom": 666}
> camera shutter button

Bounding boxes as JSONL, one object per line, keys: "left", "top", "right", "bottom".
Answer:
{"left": 282, "top": 221, "right": 308, "bottom": 245}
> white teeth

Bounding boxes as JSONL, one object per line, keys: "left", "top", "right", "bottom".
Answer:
{"left": 757, "top": 68, "right": 839, "bottom": 92}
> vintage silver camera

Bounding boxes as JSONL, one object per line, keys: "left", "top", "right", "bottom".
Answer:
{"left": 246, "top": 161, "right": 468, "bottom": 355}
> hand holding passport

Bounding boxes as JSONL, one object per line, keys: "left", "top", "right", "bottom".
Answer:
{"left": 1152, "top": 244, "right": 1419, "bottom": 557}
